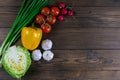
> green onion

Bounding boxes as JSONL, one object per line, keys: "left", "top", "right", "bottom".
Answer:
{"left": 0, "top": 0, "right": 50, "bottom": 56}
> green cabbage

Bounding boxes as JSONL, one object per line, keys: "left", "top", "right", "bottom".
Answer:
{"left": 2, "top": 46, "right": 31, "bottom": 79}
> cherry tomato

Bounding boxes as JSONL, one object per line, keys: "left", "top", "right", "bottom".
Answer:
{"left": 51, "top": 7, "right": 60, "bottom": 16}
{"left": 47, "top": 15, "right": 56, "bottom": 25}
{"left": 41, "top": 7, "right": 50, "bottom": 16}
{"left": 35, "top": 14, "right": 45, "bottom": 25}
{"left": 41, "top": 23, "right": 52, "bottom": 33}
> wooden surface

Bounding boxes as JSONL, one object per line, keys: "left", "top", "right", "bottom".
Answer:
{"left": 1, "top": 0, "right": 120, "bottom": 80}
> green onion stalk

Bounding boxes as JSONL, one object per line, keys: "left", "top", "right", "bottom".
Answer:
{"left": 0, "top": 0, "right": 50, "bottom": 56}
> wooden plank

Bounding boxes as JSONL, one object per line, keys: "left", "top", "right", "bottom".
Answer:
{"left": 1, "top": 0, "right": 120, "bottom": 28}
{"left": 26, "top": 50, "right": 86, "bottom": 80}
{"left": 0, "top": 0, "right": 21, "bottom": 7}
{"left": 75, "top": 7, "right": 120, "bottom": 28}
{"left": 30, "top": 50, "right": 87, "bottom": 71}
{"left": 76, "top": 7, "right": 120, "bottom": 16}
{"left": 66, "top": 7, "right": 120, "bottom": 28}
{"left": 2, "top": 28, "right": 120, "bottom": 49}
{"left": 1, "top": 7, "right": 120, "bottom": 28}
{"left": 0, "top": 50, "right": 120, "bottom": 80}
{"left": 0, "top": 50, "right": 87, "bottom": 80}
{"left": 86, "top": 50, "right": 120, "bottom": 71}
{"left": 23, "top": 50, "right": 120, "bottom": 80}
{"left": 23, "top": 70, "right": 85, "bottom": 80}
{"left": 23, "top": 71, "right": 120, "bottom": 80}
{"left": 1, "top": 0, "right": 120, "bottom": 7}
{"left": 86, "top": 71, "right": 120, "bottom": 80}
{"left": 51, "top": 0, "right": 120, "bottom": 7}
{"left": 29, "top": 50, "right": 120, "bottom": 71}
{"left": 1, "top": 50, "right": 120, "bottom": 79}
{"left": 0, "top": 14, "right": 16, "bottom": 28}
{"left": 43, "top": 28, "right": 120, "bottom": 50}
{"left": 0, "top": 68, "right": 17, "bottom": 80}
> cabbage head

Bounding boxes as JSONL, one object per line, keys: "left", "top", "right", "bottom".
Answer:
{"left": 2, "top": 46, "right": 31, "bottom": 79}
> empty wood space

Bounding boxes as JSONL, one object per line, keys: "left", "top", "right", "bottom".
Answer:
{"left": 0, "top": 0, "right": 120, "bottom": 80}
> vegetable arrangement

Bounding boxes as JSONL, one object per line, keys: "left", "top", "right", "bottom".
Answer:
{"left": 35, "top": 2, "right": 74, "bottom": 33}
{"left": 0, "top": 0, "right": 50, "bottom": 56}
{"left": 0, "top": 0, "right": 50, "bottom": 79}
{"left": 0, "top": 1, "right": 74, "bottom": 79}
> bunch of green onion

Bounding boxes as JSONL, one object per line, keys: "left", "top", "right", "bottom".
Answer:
{"left": 0, "top": 0, "right": 50, "bottom": 56}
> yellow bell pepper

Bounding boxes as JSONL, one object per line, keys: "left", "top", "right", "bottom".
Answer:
{"left": 21, "top": 27, "right": 42, "bottom": 50}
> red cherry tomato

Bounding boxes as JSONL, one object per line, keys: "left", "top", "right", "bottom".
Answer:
{"left": 47, "top": 15, "right": 56, "bottom": 25}
{"left": 51, "top": 7, "right": 60, "bottom": 16}
{"left": 35, "top": 14, "right": 45, "bottom": 25}
{"left": 41, "top": 23, "right": 52, "bottom": 33}
{"left": 41, "top": 7, "right": 50, "bottom": 16}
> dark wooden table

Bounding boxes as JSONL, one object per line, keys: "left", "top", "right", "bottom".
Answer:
{"left": 1, "top": 0, "right": 120, "bottom": 80}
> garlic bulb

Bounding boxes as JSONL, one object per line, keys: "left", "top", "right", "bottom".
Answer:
{"left": 42, "top": 39, "right": 53, "bottom": 50}
{"left": 32, "top": 49, "right": 42, "bottom": 61}
{"left": 43, "top": 50, "right": 54, "bottom": 61}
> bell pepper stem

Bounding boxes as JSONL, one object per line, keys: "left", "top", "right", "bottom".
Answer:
{"left": 31, "top": 22, "right": 35, "bottom": 28}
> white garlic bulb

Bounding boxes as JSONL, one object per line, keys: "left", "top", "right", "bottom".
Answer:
{"left": 43, "top": 50, "right": 54, "bottom": 61}
{"left": 42, "top": 39, "right": 53, "bottom": 50}
{"left": 32, "top": 49, "right": 42, "bottom": 61}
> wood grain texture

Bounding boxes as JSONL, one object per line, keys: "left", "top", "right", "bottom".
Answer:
{"left": 50, "top": 0, "right": 120, "bottom": 7}
{"left": 86, "top": 71, "right": 120, "bottom": 80}
{"left": 0, "top": 0, "right": 120, "bottom": 80}
{"left": 2, "top": 7, "right": 120, "bottom": 28}
{"left": 23, "top": 50, "right": 120, "bottom": 80}
{"left": 2, "top": 28, "right": 120, "bottom": 49}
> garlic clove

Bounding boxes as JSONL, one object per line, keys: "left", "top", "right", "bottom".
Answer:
{"left": 42, "top": 39, "right": 53, "bottom": 50}
{"left": 32, "top": 49, "right": 42, "bottom": 61}
{"left": 43, "top": 50, "right": 54, "bottom": 61}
